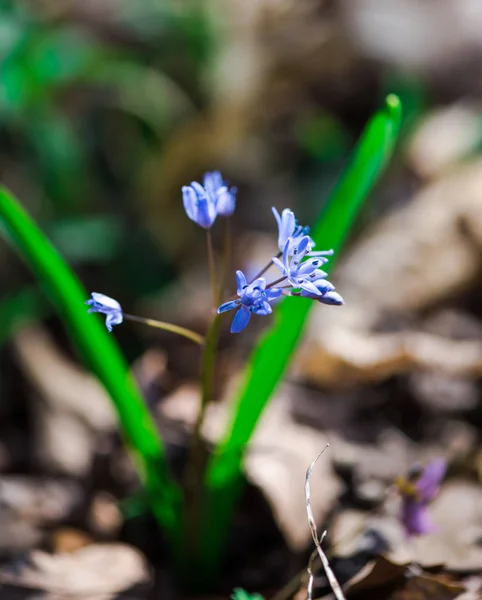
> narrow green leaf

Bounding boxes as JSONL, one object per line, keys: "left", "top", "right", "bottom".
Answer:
{"left": 201, "top": 95, "right": 402, "bottom": 576}
{"left": 0, "top": 187, "right": 182, "bottom": 548}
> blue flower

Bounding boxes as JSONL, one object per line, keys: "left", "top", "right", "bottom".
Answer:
{"left": 272, "top": 236, "right": 335, "bottom": 296}
{"left": 182, "top": 181, "right": 218, "bottom": 229}
{"left": 182, "top": 171, "right": 237, "bottom": 228}
{"left": 85, "top": 293, "right": 123, "bottom": 332}
{"left": 204, "top": 171, "right": 237, "bottom": 217}
{"left": 217, "top": 271, "right": 282, "bottom": 333}
{"left": 272, "top": 207, "right": 312, "bottom": 253}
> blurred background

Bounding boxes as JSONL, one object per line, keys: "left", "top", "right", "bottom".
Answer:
{"left": 2, "top": 0, "right": 482, "bottom": 598}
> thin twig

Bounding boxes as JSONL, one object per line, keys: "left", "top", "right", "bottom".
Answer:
{"left": 305, "top": 445, "right": 346, "bottom": 600}
{"left": 123, "top": 313, "right": 204, "bottom": 345}
{"left": 218, "top": 217, "right": 232, "bottom": 304}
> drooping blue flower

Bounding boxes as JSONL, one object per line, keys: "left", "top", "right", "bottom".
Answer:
{"left": 272, "top": 207, "right": 312, "bottom": 253}
{"left": 397, "top": 458, "right": 446, "bottom": 536}
{"left": 272, "top": 236, "right": 335, "bottom": 296}
{"left": 182, "top": 171, "right": 237, "bottom": 228}
{"left": 182, "top": 181, "right": 218, "bottom": 229}
{"left": 217, "top": 270, "right": 282, "bottom": 333}
{"left": 204, "top": 171, "right": 237, "bottom": 217}
{"left": 85, "top": 292, "right": 123, "bottom": 332}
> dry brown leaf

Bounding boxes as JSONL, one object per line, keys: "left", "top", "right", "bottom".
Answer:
{"left": 390, "top": 480, "right": 482, "bottom": 571}
{"left": 13, "top": 326, "right": 116, "bottom": 476}
{"left": 0, "top": 543, "right": 150, "bottom": 598}
{"left": 160, "top": 383, "right": 342, "bottom": 551}
{"left": 298, "top": 159, "right": 482, "bottom": 387}
{"left": 333, "top": 480, "right": 482, "bottom": 574}
{"left": 408, "top": 105, "right": 482, "bottom": 179}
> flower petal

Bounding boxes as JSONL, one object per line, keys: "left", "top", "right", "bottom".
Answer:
{"left": 236, "top": 270, "right": 247, "bottom": 296}
{"left": 196, "top": 196, "right": 217, "bottom": 228}
{"left": 217, "top": 300, "right": 239, "bottom": 314}
{"left": 217, "top": 187, "right": 236, "bottom": 216}
{"left": 231, "top": 306, "right": 251, "bottom": 333}
{"left": 318, "top": 291, "right": 344, "bottom": 305}
{"left": 90, "top": 292, "right": 121, "bottom": 311}
{"left": 278, "top": 209, "right": 295, "bottom": 250}
{"left": 298, "top": 258, "right": 324, "bottom": 276}
{"left": 272, "top": 256, "right": 286, "bottom": 276}
{"left": 401, "top": 499, "right": 434, "bottom": 536}
{"left": 299, "top": 280, "right": 322, "bottom": 296}
{"left": 250, "top": 278, "right": 266, "bottom": 291}
{"left": 182, "top": 186, "right": 197, "bottom": 221}
{"left": 266, "top": 287, "right": 282, "bottom": 301}
{"left": 105, "top": 311, "right": 123, "bottom": 332}
{"left": 272, "top": 206, "right": 281, "bottom": 230}
{"left": 254, "top": 301, "right": 272, "bottom": 316}
{"left": 416, "top": 459, "right": 446, "bottom": 502}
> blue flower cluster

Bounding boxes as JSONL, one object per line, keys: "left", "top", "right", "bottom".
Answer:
{"left": 217, "top": 271, "right": 282, "bottom": 333}
{"left": 217, "top": 206, "right": 343, "bottom": 332}
{"left": 86, "top": 171, "right": 343, "bottom": 334}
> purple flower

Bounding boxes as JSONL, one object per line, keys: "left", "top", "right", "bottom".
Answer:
{"left": 398, "top": 458, "right": 446, "bottom": 536}
{"left": 85, "top": 293, "right": 123, "bottom": 332}
{"left": 204, "top": 171, "right": 237, "bottom": 217}
{"left": 217, "top": 271, "right": 282, "bottom": 333}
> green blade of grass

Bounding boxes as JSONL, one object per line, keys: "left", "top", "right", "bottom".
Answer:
{"left": 201, "top": 94, "right": 402, "bottom": 577}
{"left": 0, "top": 187, "right": 182, "bottom": 548}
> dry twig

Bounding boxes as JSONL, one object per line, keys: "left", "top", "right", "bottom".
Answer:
{"left": 305, "top": 446, "right": 346, "bottom": 600}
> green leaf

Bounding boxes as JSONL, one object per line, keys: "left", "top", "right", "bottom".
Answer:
{"left": 0, "top": 187, "right": 182, "bottom": 549}
{"left": 201, "top": 94, "right": 402, "bottom": 576}
{"left": 231, "top": 588, "right": 264, "bottom": 600}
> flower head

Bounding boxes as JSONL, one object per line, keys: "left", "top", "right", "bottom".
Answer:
{"left": 204, "top": 171, "right": 237, "bottom": 217}
{"left": 182, "top": 171, "right": 236, "bottom": 228}
{"left": 217, "top": 271, "right": 282, "bottom": 333}
{"left": 85, "top": 293, "right": 123, "bottom": 332}
{"left": 182, "top": 181, "right": 218, "bottom": 229}
{"left": 272, "top": 236, "right": 338, "bottom": 297}
{"left": 272, "top": 207, "right": 312, "bottom": 253}
{"left": 397, "top": 458, "right": 446, "bottom": 536}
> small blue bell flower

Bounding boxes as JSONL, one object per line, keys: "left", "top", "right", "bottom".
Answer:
{"left": 182, "top": 181, "right": 218, "bottom": 229}
{"left": 85, "top": 293, "right": 123, "bottom": 332}
{"left": 204, "top": 171, "right": 237, "bottom": 217}
{"left": 272, "top": 236, "right": 334, "bottom": 296}
{"left": 182, "top": 171, "right": 237, "bottom": 227}
{"left": 217, "top": 271, "right": 282, "bottom": 333}
{"left": 272, "top": 207, "right": 312, "bottom": 253}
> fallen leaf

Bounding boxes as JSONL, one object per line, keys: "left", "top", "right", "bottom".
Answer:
{"left": 0, "top": 543, "right": 150, "bottom": 598}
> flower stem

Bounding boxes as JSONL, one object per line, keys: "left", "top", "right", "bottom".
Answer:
{"left": 266, "top": 276, "right": 287, "bottom": 288}
{"left": 123, "top": 314, "right": 204, "bottom": 345}
{"left": 218, "top": 218, "right": 232, "bottom": 303}
{"left": 206, "top": 230, "right": 218, "bottom": 307}
{"left": 182, "top": 313, "right": 222, "bottom": 565}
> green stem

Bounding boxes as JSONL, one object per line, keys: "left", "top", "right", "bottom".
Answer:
{"left": 182, "top": 313, "right": 222, "bottom": 571}
{"left": 218, "top": 217, "right": 232, "bottom": 303}
{"left": 199, "top": 94, "right": 403, "bottom": 582}
{"left": 206, "top": 230, "right": 218, "bottom": 307}
{"left": 123, "top": 313, "right": 204, "bottom": 345}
